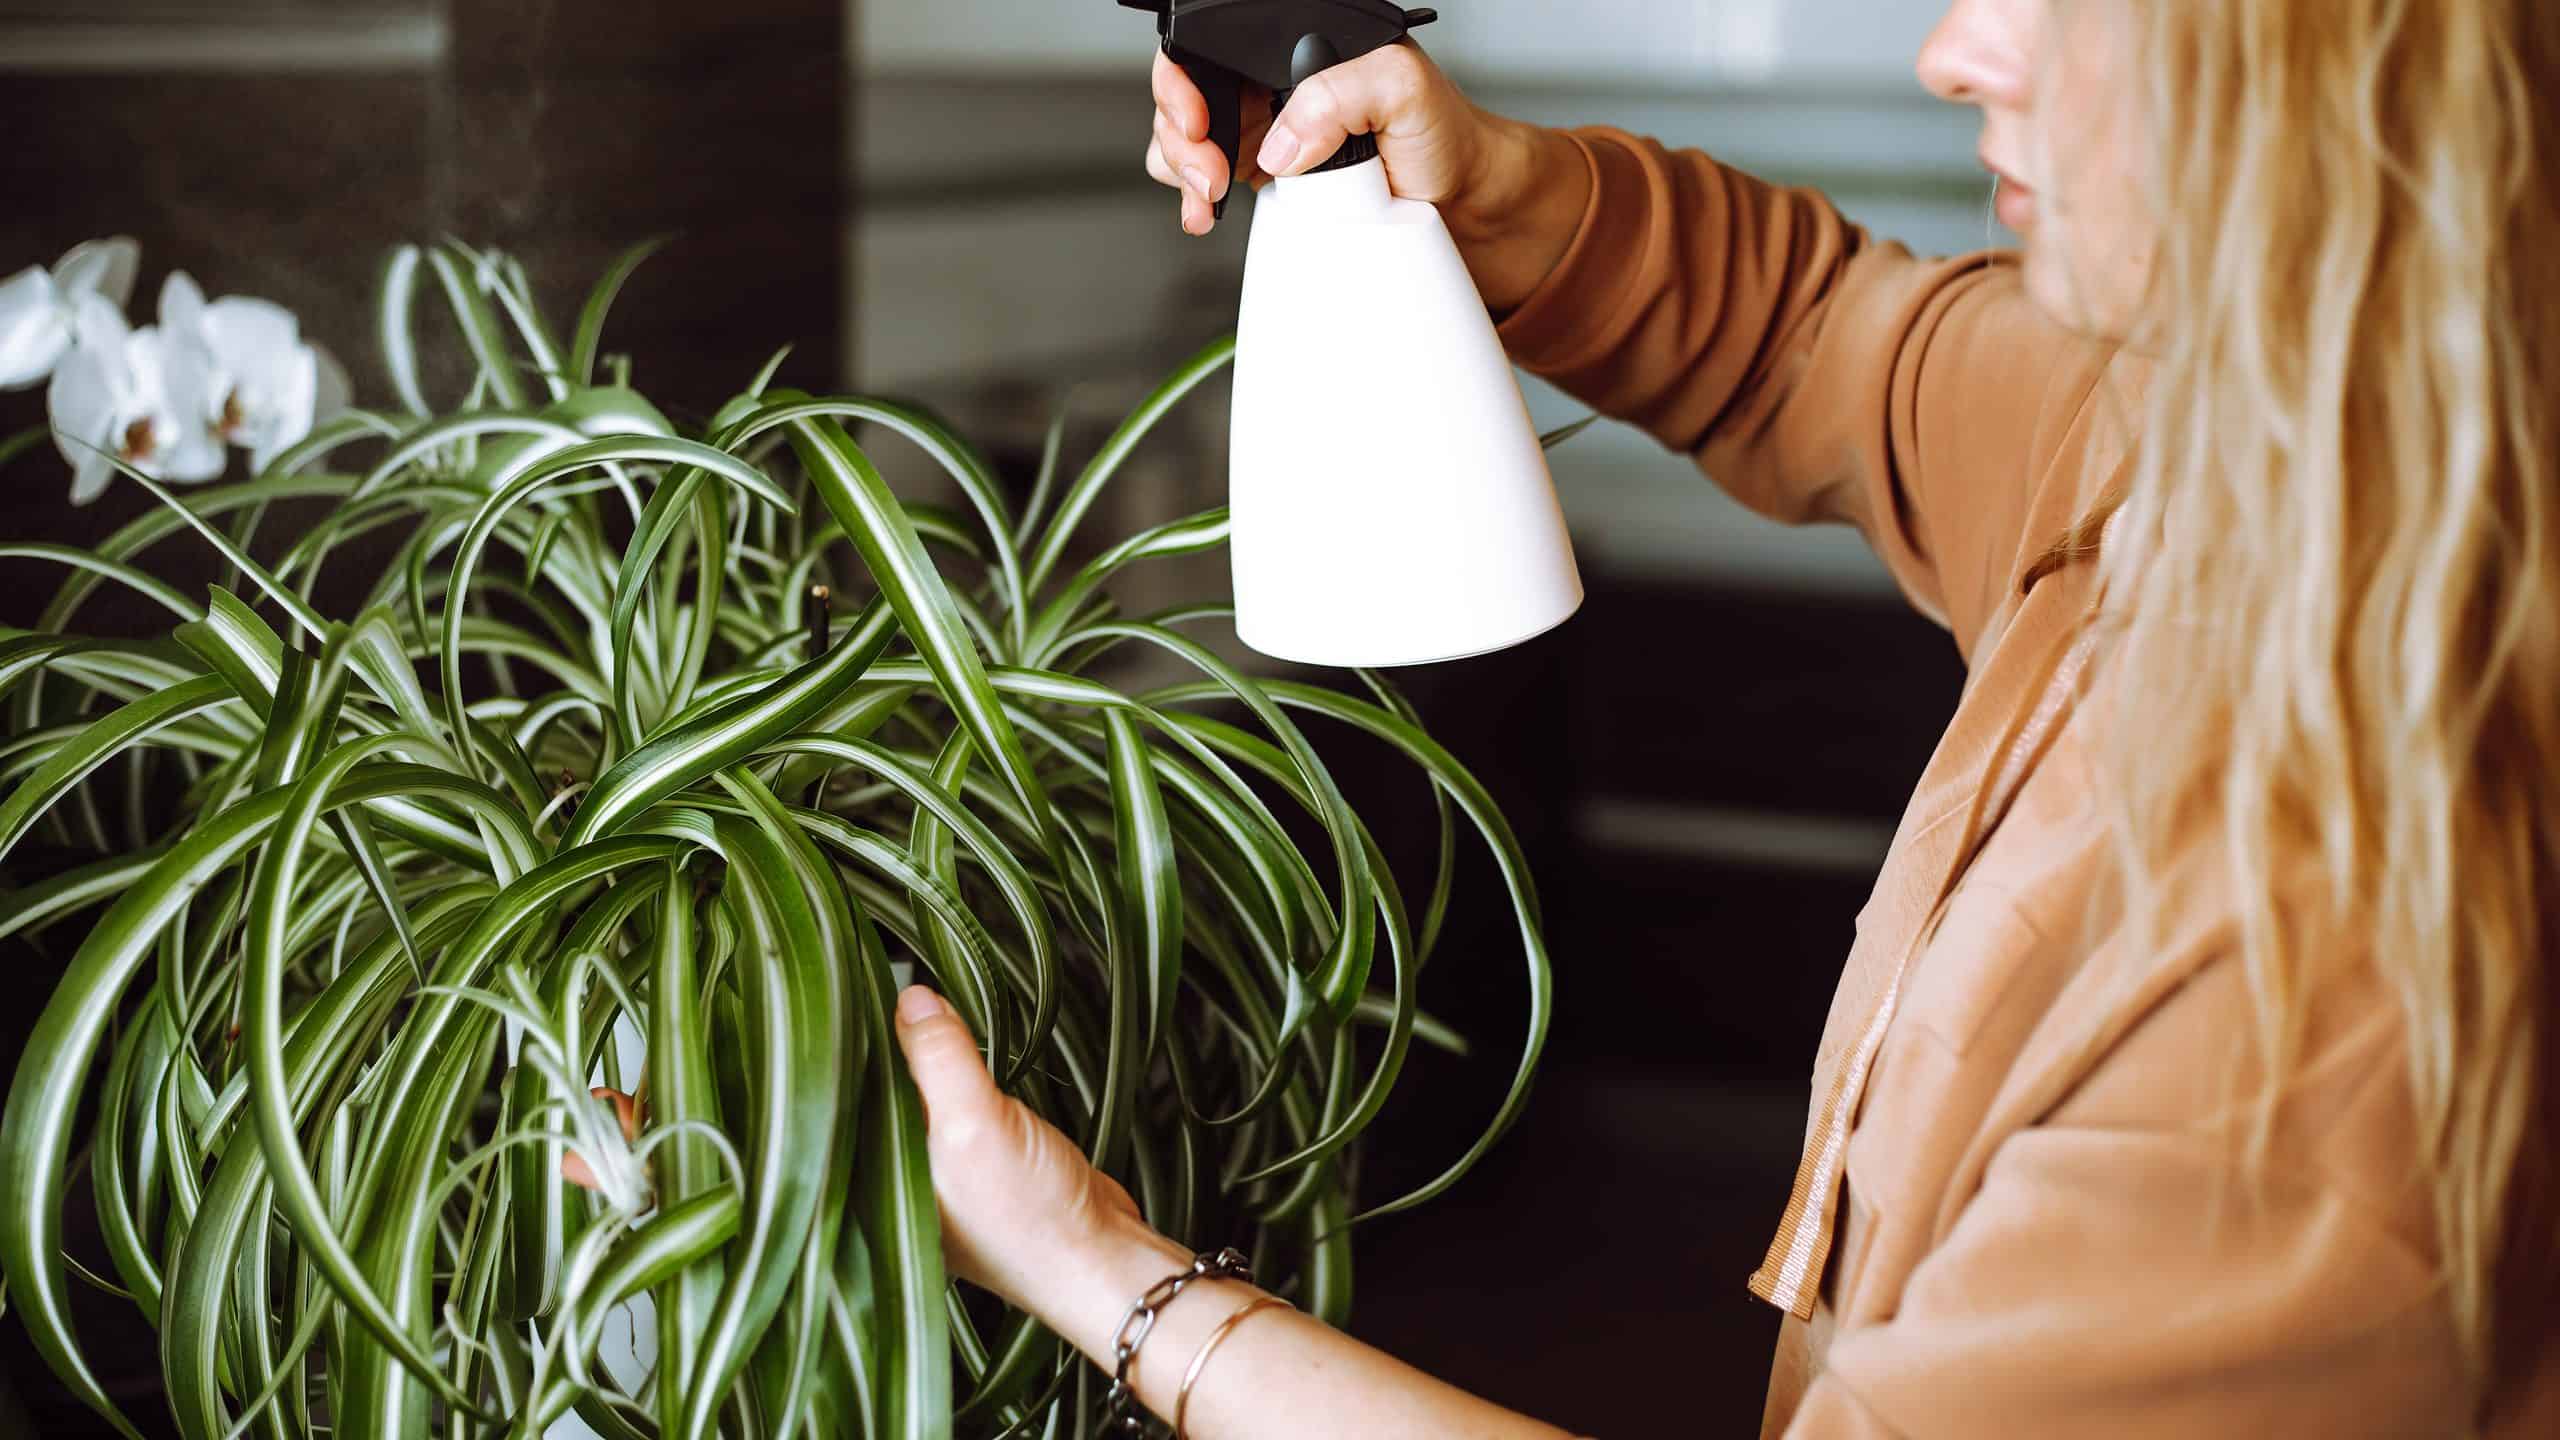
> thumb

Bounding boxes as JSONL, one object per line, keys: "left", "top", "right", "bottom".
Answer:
{"left": 1257, "top": 43, "right": 1423, "bottom": 179}
{"left": 893, "top": 985, "right": 1001, "bottom": 1134}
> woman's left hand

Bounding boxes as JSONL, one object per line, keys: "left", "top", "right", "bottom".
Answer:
{"left": 889, "top": 984, "right": 1174, "bottom": 1323}
{"left": 561, "top": 983, "right": 1182, "bottom": 1334}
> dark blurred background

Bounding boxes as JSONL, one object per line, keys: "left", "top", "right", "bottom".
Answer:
{"left": 0, "top": 1, "right": 1980, "bottom": 1434}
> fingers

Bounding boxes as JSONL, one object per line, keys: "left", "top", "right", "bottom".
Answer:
{"left": 1152, "top": 50, "right": 1208, "bottom": 142}
{"left": 1153, "top": 102, "right": 1226, "bottom": 234}
{"left": 562, "top": 1086, "right": 642, "bottom": 1194}
{"left": 593, "top": 1085, "right": 640, "bottom": 1142}
{"left": 1259, "top": 42, "right": 1425, "bottom": 179}
{"left": 1151, "top": 50, "right": 1277, "bottom": 234}
{"left": 1153, "top": 105, "right": 1221, "bottom": 198}
{"left": 894, "top": 985, "right": 1002, "bottom": 1140}
{"left": 1153, "top": 124, "right": 1215, "bottom": 235}
{"left": 1148, "top": 135, "right": 1214, "bottom": 235}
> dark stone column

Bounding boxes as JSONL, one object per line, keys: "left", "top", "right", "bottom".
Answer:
{"left": 0, "top": 0, "right": 850, "bottom": 624}
{"left": 441, "top": 0, "right": 848, "bottom": 419}
{"left": 0, "top": 8, "right": 848, "bottom": 1428}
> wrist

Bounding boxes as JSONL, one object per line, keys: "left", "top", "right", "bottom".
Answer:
{"left": 1036, "top": 1209, "right": 1197, "bottom": 1369}
{"left": 1446, "top": 116, "right": 1591, "bottom": 316}
{"left": 1077, "top": 1221, "right": 1282, "bottom": 1424}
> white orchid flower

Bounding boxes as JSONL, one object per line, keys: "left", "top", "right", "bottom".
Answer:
{"left": 47, "top": 288, "right": 224, "bottom": 504}
{"left": 0, "top": 237, "right": 141, "bottom": 390}
{"left": 162, "top": 271, "right": 351, "bottom": 474}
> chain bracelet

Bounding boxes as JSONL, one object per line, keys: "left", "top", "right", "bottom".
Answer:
{"left": 1097, "top": 1247, "right": 1254, "bottom": 1435}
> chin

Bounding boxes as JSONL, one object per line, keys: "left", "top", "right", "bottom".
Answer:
{"left": 2022, "top": 242, "right": 2141, "bottom": 344}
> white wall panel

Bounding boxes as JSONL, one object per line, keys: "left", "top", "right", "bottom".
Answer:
{"left": 863, "top": 0, "right": 1947, "bottom": 86}
{"left": 1422, "top": 0, "right": 1940, "bottom": 85}
{"left": 862, "top": 0, "right": 1126, "bottom": 70}
{"left": 857, "top": 190, "right": 1234, "bottom": 386}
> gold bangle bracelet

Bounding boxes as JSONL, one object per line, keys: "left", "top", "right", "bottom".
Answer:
{"left": 1173, "top": 1294, "right": 1292, "bottom": 1438}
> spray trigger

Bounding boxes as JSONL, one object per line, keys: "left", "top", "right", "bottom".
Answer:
{"left": 1116, "top": 0, "right": 1440, "bottom": 220}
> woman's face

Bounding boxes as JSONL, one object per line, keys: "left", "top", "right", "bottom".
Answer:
{"left": 1917, "top": 0, "right": 2157, "bottom": 338}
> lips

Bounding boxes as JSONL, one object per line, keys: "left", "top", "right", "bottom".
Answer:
{"left": 1983, "top": 156, "right": 2036, "bottom": 230}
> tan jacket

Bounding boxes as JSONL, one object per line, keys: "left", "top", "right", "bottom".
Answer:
{"left": 1495, "top": 128, "right": 2560, "bottom": 1438}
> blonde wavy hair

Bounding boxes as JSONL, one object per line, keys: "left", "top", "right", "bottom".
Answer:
{"left": 2049, "top": 0, "right": 2560, "bottom": 1414}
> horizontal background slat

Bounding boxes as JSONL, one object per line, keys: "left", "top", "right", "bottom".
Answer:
{"left": 0, "top": 8, "right": 442, "bottom": 71}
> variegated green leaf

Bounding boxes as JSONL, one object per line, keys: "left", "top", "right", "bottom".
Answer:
{"left": 0, "top": 252, "right": 1554, "bottom": 1440}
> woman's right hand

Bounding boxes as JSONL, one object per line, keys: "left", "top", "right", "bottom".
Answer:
{"left": 1144, "top": 44, "right": 1592, "bottom": 314}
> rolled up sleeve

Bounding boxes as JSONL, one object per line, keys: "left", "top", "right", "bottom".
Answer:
{"left": 1497, "top": 127, "right": 2125, "bottom": 659}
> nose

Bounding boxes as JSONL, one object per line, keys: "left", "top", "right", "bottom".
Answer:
{"left": 1916, "top": 0, "right": 2029, "bottom": 108}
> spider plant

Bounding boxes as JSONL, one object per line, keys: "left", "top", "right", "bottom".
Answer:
{"left": 0, "top": 241, "right": 1559, "bottom": 1440}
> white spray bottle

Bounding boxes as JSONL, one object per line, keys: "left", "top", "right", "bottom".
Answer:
{"left": 1119, "top": 0, "right": 1584, "bottom": 668}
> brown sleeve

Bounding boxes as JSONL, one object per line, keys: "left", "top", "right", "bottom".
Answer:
{"left": 1785, "top": 952, "right": 2461, "bottom": 1438}
{"left": 1495, "top": 127, "right": 2125, "bottom": 659}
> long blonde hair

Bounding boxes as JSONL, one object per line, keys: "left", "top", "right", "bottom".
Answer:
{"left": 2081, "top": 0, "right": 2559, "bottom": 1410}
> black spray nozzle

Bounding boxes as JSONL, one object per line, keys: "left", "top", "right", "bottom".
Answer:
{"left": 1117, "top": 0, "right": 1439, "bottom": 218}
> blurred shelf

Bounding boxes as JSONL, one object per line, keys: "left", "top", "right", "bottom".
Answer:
{"left": 1530, "top": 401, "right": 1904, "bottom": 598}
{"left": 1581, "top": 797, "right": 1896, "bottom": 875}
{"left": 0, "top": 1, "right": 427, "bottom": 12}
{"left": 856, "top": 72, "right": 1983, "bottom": 215}
{"left": 0, "top": 13, "right": 445, "bottom": 71}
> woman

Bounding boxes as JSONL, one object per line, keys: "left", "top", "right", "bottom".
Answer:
{"left": 888, "top": 2, "right": 2560, "bottom": 1433}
